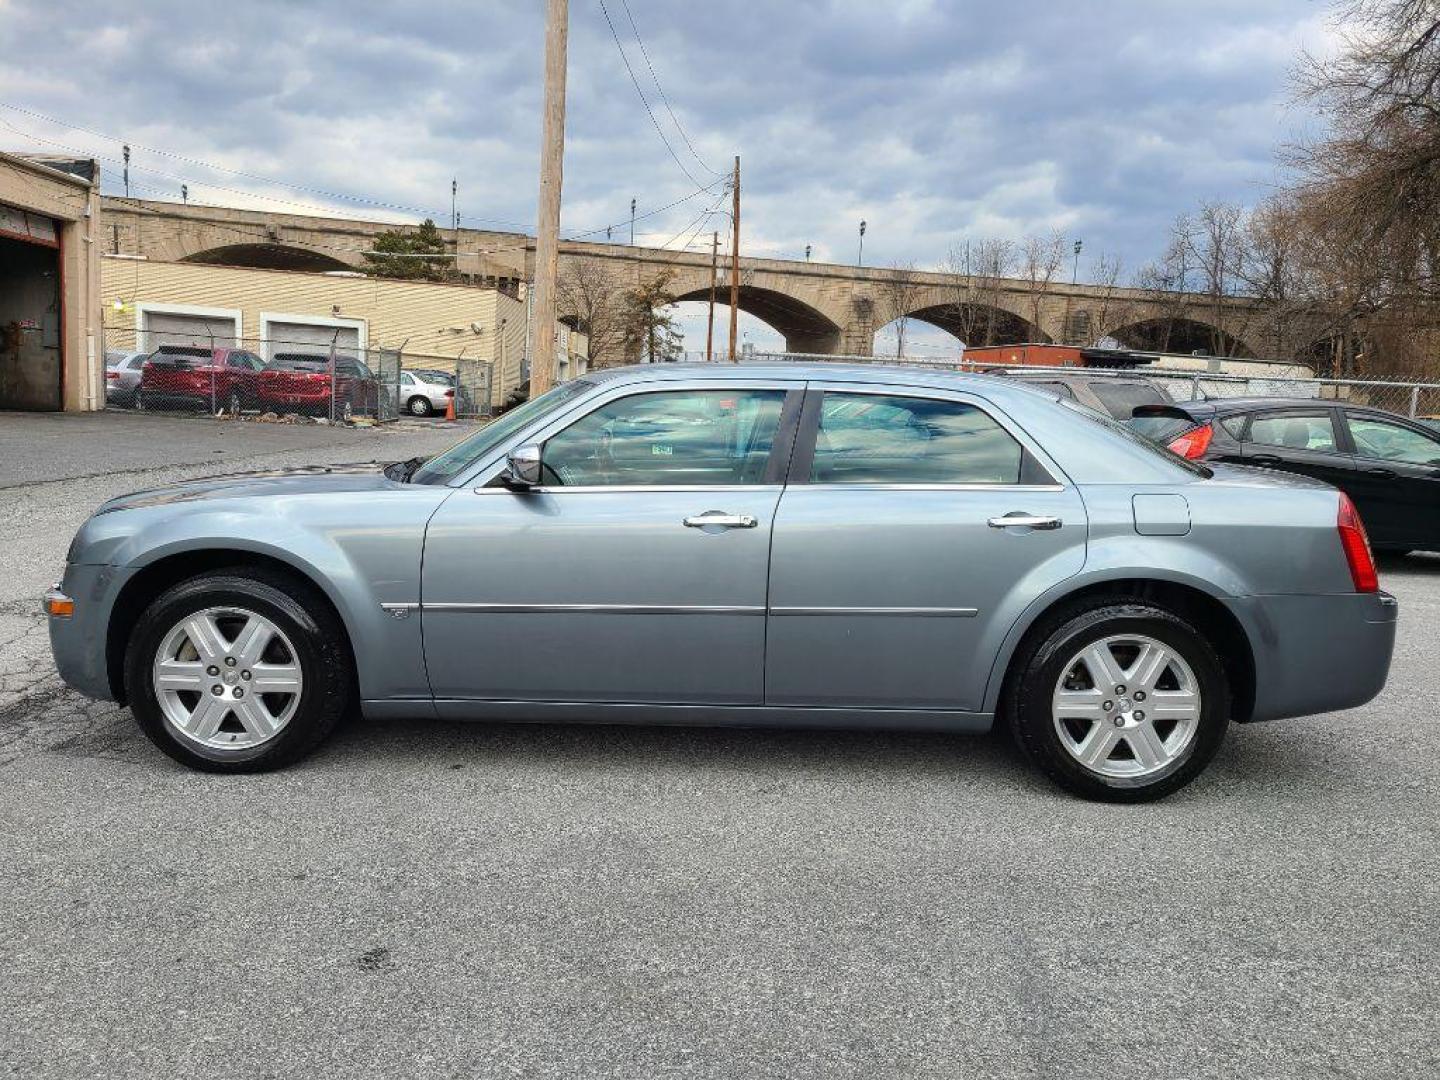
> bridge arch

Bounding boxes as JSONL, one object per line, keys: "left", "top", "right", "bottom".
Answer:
{"left": 1107, "top": 316, "right": 1253, "bottom": 359}
{"left": 891, "top": 302, "right": 1049, "bottom": 348}
{"left": 670, "top": 283, "right": 844, "bottom": 355}
{"left": 182, "top": 243, "right": 354, "bottom": 273}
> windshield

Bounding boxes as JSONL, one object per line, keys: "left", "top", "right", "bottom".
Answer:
{"left": 1058, "top": 398, "right": 1212, "bottom": 477}
{"left": 410, "top": 379, "right": 595, "bottom": 485}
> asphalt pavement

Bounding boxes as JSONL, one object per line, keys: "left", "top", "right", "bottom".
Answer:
{"left": 0, "top": 411, "right": 1436, "bottom": 1079}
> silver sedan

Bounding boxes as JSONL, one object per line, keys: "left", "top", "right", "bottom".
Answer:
{"left": 47, "top": 364, "right": 1396, "bottom": 800}
{"left": 399, "top": 369, "right": 454, "bottom": 417}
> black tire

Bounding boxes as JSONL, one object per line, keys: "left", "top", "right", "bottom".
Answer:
{"left": 1004, "top": 599, "right": 1230, "bottom": 803}
{"left": 407, "top": 395, "right": 432, "bottom": 417}
{"left": 124, "top": 568, "right": 353, "bottom": 773}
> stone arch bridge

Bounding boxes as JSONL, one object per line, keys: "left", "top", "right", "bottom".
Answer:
{"left": 102, "top": 198, "right": 1291, "bottom": 359}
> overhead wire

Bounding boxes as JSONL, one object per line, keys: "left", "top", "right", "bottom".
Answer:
{"left": 616, "top": 0, "right": 720, "bottom": 178}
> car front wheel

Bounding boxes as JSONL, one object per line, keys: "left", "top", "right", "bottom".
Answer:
{"left": 1006, "top": 600, "right": 1230, "bottom": 802}
{"left": 124, "top": 569, "right": 353, "bottom": 772}
{"left": 407, "top": 395, "right": 432, "bottom": 417}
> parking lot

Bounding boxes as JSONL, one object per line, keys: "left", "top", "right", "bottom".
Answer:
{"left": 1, "top": 411, "right": 1437, "bottom": 1079}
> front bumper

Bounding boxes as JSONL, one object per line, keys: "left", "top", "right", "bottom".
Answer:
{"left": 47, "top": 562, "right": 139, "bottom": 703}
{"left": 1226, "top": 590, "right": 1398, "bottom": 723}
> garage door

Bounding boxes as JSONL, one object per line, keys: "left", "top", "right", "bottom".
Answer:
{"left": 266, "top": 321, "right": 360, "bottom": 359}
{"left": 143, "top": 311, "right": 238, "bottom": 350}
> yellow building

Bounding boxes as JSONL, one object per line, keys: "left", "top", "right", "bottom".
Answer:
{"left": 1, "top": 152, "right": 103, "bottom": 411}
{"left": 100, "top": 257, "right": 587, "bottom": 403}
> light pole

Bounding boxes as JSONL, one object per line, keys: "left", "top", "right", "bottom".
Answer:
{"left": 122, "top": 144, "right": 130, "bottom": 197}
{"left": 1072, "top": 239, "right": 1083, "bottom": 284}
{"left": 805, "top": 244, "right": 811, "bottom": 262}
{"left": 630, "top": 197, "right": 637, "bottom": 246}
{"left": 857, "top": 220, "right": 867, "bottom": 267}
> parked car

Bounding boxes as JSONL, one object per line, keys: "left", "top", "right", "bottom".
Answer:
{"left": 104, "top": 350, "right": 149, "bottom": 408}
{"left": 988, "top": 367, "right": 1172, "bottom": 420}
{"left": 137, "top": 345, "right": 266, "bottom": 414}
{"left": 47, "top": 365, "right": 1396, "bottom": 801}
{"left": 1132, "top": 397, "right": 1440, "bottom": 553}
{"left": 399, "top": 369, "right": 454, "bottom": 417}
{"left": 257, "top": 352, "right": 379, "bottom": 419}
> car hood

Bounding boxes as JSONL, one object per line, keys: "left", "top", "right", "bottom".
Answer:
{"left": 97, "top": 462, "right": 399, "bottom": 513}
{"left": 1201, "top": 460, "right": 1335, "bottom": 490}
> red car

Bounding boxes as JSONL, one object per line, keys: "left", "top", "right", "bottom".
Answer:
{"left": 258, "top": 352, "right": 380, "bottom": 419}
{"left": 137, "top": 346, "right": 266, "bottom": 414}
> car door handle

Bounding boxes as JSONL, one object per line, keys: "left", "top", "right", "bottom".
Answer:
{"left": 683, "top": 512, "right": 758, "bottom": 529}
{"left": 1364, "top": 467, "right": 1395, "bottom": 477}
{"left": 987, "top": 513, "right": 1062, "bottom": 530}
{"left": 1249, "top": 454, "right": 1282, "bottom": 466}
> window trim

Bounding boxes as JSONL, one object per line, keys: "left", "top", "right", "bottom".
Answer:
{"left": 785, "top": 386, "right": 1062, "bottom": 489}
{"left": 472, "top": 382, "right": 805, "bottom": 493}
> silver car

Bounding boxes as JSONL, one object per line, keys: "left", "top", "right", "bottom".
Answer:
{"left": 399, "top": 369, "right": 454, "bottom": 417}
{"left": 104, "top": 350, "right": 149, "bottom": 408}
{"left": 47, "top": 364, "right": 1397, "bottom": 801}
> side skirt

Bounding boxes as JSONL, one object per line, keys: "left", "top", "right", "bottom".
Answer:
{"left": 363, "top": 698, "right": 993, "bottom": 733}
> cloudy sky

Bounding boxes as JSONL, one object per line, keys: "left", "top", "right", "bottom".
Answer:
{"left": 0, "top": 0, "right": 1338, "bottom": 352}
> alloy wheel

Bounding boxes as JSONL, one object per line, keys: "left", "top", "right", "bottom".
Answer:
{"left": 1051, "top": 634, "right": 1201, "bottom": 779}
{"left": 151, "top": 607, "right": 303, "bottom": 751}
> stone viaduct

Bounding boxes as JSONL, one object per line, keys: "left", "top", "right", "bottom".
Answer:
{"left": 102, "top": 197, "right": 1291, "bottom": 359}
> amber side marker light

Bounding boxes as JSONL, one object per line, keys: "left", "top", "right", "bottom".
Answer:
{"left": 43, "top": 588, "right": 75, "bottom": 619}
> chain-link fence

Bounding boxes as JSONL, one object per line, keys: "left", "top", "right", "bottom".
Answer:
{"left": 697, "top": 349, "right": 1440, "bottom": 423}
{"left": 101, "top": 325, "right": 475, "bottom": 424}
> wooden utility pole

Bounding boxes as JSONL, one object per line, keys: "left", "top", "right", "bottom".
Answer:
{"left": 727, "top": 155, "right": 741, "bottom": 362}
{"left": 705, "top": 230, "right": 718, "bottom": 362}
{"left": 529, "top": 0, "right": 569, "bottom": 396}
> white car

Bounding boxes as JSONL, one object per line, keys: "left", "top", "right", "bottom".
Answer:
{"left": 399, "top": 370, "right": 454, "bottom": 417}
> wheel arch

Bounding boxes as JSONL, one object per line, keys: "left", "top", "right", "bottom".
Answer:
{"left": 985, "top": 574, "right": 1257, "bottom": 725}
{"left": 105, "top": 547, "right": 357, "bottom": 705}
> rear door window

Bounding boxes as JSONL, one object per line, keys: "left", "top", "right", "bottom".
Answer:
{"left": 1084, "top": 379, "right": 1169, "bottom": 419}
{"left": 1247, "top": 412, "right": 1339, "bottom": 453}
{"left": 808, "top": 392, "right": 1024, "bottom": 485}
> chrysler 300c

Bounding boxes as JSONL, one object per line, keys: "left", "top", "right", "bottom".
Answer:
{"left": 47, "top": 365, "right": 1397, "bottom": 801}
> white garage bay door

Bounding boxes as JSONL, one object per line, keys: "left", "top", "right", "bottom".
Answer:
{"left": 265, "top": 321, "right": 361, "bottom": 359}
{"left": 143, "top": 311, "right": 238, "bottom": 350}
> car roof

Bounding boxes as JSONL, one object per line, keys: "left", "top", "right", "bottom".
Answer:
{"left": 996, "top": 367, "right": 1154, "bottom": 381}
{"left": 583, "top": 361, "right": 1067, "bottom": 407}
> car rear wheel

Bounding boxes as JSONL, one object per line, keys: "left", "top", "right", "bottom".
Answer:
{"left": 1005, "top": 600, "right": 1229, "bottom": 802}
{"left": 124, "top": 569, "right": 352, "bottom": 772}
{"left": 407, "top": 395, "right": 432, "bottom": 417}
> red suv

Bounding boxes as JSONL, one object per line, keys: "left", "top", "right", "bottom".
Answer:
{"left": 138, "top": 346, "right": 266, "bottom": 414}
{"left": 258, "top": 352, "right": 380, "bottom": 419}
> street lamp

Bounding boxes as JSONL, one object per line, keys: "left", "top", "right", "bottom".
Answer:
{"left": 805, "top": 244, "right": 811, "bottom": 262}
{"left": 1072, "top": 239, "right": 1083, "bottom": 284}
{"left": 858, "top": 220, "right": 867, "bottom": 266}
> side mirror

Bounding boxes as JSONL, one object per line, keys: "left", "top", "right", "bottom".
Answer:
{"left": 501, "top": 444, "right": 544, "bottom": 490}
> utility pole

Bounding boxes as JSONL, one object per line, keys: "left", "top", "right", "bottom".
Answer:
{"left": 529, "top": 0, "right": 569, "bottom": 396}
{"left": 705, "top": 230, "right": 718, "bottom": 362}
{"left": 728, "top": 155, "right": 741, "bottom": 363}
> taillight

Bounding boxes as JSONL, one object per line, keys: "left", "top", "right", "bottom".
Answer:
{"left": 1166, "top": 423, "right": 1214, "bottom": 460}
{"left": 444, "top": 389, "right": 454, "bottom": 397}
{"left": 106, "top": 371, "right": 120, "bottom": 380}
{"left": 1337, "top": 492, "right": 1378, "bottom": 593}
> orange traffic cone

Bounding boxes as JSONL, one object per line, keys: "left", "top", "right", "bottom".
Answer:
{"left": 444, "top": 389, "right": 456, "bottom": 421}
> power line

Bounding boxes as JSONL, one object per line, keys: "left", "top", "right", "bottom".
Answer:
{"left": 617, "top": 0, "right": 720, "bottom": 178}
{"left": 595, "top": 0, "right": 707, "bottom": 188}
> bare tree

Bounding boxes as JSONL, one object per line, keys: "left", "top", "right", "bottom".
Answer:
{"left": 1019, "top": 231, "right": 1065, "bottom": 341}
{"left": 1084, "top": 252, "right": 1133, "bottom": 346}
{"left": 557, "top": 260, "right": 627, "bottom": 368}
{"left": 875, "top": 261, "right": 925, "bottom": 358}
{"left": 942, "top": 239, "right": 1016, "bottom": 346}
